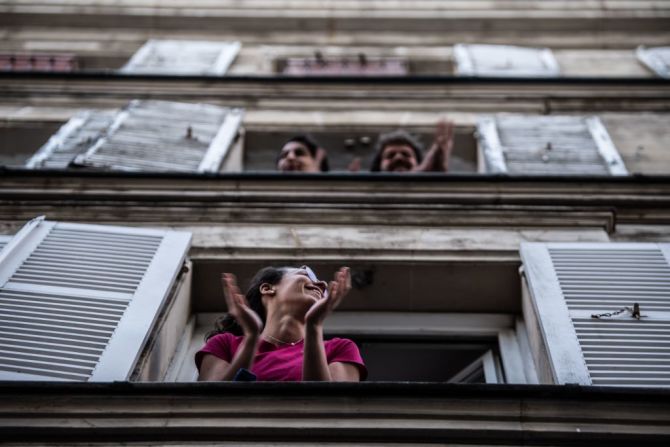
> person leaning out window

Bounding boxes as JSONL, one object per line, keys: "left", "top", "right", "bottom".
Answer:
{"left": 276, "top": 135, "right": 330, "bottom": 173}
{"left": 196, "top": 266, "right": 366, "bottom": 381}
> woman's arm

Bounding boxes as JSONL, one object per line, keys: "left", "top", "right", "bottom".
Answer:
{"left": 198, "top": 273, "right": 262, "bottom": 381}
{"left": 303, "top": 267, "right": 353, "bottom": 381}
{"left": 302, "top": 324, "right": 331, "bottom": 381}
{"left": 198, "top": 335, "right": 259, "bottom": 381}
{"left": 328, "top": 362, "right": 361, "bottom": 382}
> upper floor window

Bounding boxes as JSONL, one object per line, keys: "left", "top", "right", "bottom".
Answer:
{"left": 25, "top": 100, "right": 244, "bottom": 173}
{"left": 280, "top": 53, "right": 409, "bottom": 76}
{"left": 454, "top": 44, "right": 560, "bottom": 77}
{"left": 0, "top": 53, "right": 78, "bottom": 73}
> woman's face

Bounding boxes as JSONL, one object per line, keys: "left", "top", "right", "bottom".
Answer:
{"left": 273, "top": 266, "right": 328, "bottom": 307}
{"left": 277, "top": 142, "right": 320, "bottom": 173}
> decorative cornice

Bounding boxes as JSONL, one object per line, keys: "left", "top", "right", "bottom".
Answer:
{"left": 1, "top": 382, "right": 669, "bottom": 444}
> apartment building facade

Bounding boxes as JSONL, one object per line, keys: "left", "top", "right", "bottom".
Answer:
{"left": 1, "top": 1, "right": 670, "bottom": 444}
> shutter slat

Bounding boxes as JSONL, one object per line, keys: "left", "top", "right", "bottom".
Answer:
{"left": 0, "top": 328, "right": 110, "bottom": 346}
{"left": 0, "top": 362, "right": 90, "bottom": 381}
{"left": 0, "top": 348, "right": 99, "bottom": 367}
{"left": 0, "top": 336, "right": 103, "bottom": 355}
{"left": 18, "top": 263, "right": 145, "bottom": 280}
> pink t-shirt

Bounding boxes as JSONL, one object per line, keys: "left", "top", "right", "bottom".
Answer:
{"left": 195, "top": 332, "right": 367, "bottom": 381}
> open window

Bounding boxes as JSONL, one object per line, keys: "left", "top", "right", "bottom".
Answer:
{"left": 269, "top": 47, "right": 453, "bottom": 76}
{"left": 120, "top": 40, "right": 241, "bottom": 76}
{"left": 0, "top": 217, "right": 191, "bottom": 381}
{"left": 454, "top": 44, "right": 560, "bottom": 77}
{"left": 352, "top": 338, "right": 503, "bottom": 383}
{"left": 1, "top": 53, "right": 78, "bottom": 73}
{"left": 477, "top": 114, "right": 628, "bottom": 175}
{"left": 521, "top": 242, "right": 670, "bottom": 387}
{"left": 280, "top": 54, "right": 409, "bottom": 76}
{"left": 0, "top": 121, "right": 64, "bottom": 168}
{"left": 163, "top": 257, "right": 534, "bottom": 384}
{"left": 25, "top": 100, "right": 245, "bottom": 173}
{"left": 243, "top": 126, "right": 478, "bottom": 173}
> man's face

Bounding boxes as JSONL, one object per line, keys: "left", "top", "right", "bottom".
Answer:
{"left": 379, "top": 144, "right": 418, "bottom": 172}
{"left": 277, "top": 141, "right": 319, "bottom": 173}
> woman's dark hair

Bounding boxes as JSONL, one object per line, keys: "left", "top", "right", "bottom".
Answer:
{"left": 277, "top": 135, "right": 330, "bottom": 172}
{"left": 369, "top": 130, "right": 424, "bottom": 172}
{"left": 206, "top": 267, "right": 287, "bottom": 339}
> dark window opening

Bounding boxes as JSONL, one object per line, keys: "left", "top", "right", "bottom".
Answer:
{"left": 275, "top": 56, "right": 455, "bottom": 76}
{"left": 348, "top": 337, "right": 503, "bottom": 383}
{"left": 0, "top": 122, "right": 64, "bottom": 167}
{"left": 243, "top": 127, "right": 478, "bottom": 173}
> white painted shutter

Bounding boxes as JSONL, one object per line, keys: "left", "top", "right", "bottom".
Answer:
{"left": 636, "top": 46, "right": 670, "bottom": 79}
{"left": 120, "top": 40, "right": 241, "bottom": 76}
{"left": 521, "top": 242, "right": 670, "bottom": 387}
{"left": 24, "top": 110, "right": 117, "bottom": 169}
{"left": 454, "top": 44, "right": 560, "bottom": 77}
{"left": 72, "top": 100, "right": 243, "bottom": 173}
{"left": 0, "top": 216, "right": 191, "bottom": 381}
{"left": 477, "top": 114, "right": 628, "bottom": 175}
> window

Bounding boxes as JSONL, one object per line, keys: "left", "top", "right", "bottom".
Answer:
{"left": 326, "top": 312, "right": 531, "bottom": 384}
{"left": 0, "top": 216, "right": 191, "bottom": 381}
{"left": 0, "top": 52, "right": 78, "bottom": 73}
{"left": 636, "top": 46, "right": 670, "bottom": 79}
{"left": 0, "top": 121, "right": 64, "bottom": 168}
{"left": 454, "top": 44, "right": 560, "bottom": 77}
{"left": 520, "top": 242, "right": 670, "bottom": 387}
{"left": 243, "top": 126, "right": 478, "bottom": 172}
{"left": 165, "top": 259, "right": 533, "bottom": 384}
{"left": 26, "top": 100, "right": 245, "bottom": 173}
{"left": 281, "top": 55, "right": 409, "bottom": 76}
{"left": 120, "top": 40, "right": 241, "bottom": 76}
{"left": 476, "top": 114, "right": 628, "bottom": 175}
{"left": 270, "top": 48, "right": 452, "bottom": 76}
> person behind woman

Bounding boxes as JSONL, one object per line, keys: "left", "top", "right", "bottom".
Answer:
{"left": 369, "top": 119, "right": 454, "bottom": 173}
{"left": 196, "top": 266, "right": 366, "bottom": 381}
{"left": 276, "top": 135, "right": 330, "bottom": 173}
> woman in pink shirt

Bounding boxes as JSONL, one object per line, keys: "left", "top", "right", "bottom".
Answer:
{"left": 196, "top": 266, "right": 366, "bottom": 382}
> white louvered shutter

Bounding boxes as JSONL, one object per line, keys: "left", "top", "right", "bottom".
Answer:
{"left": 0, "top": 216, "right": 191, "bottom": 381}
{"left": 72, "top": 100, "right": 243, "bottom": 173}
{"left": 636, "top": 46, "right": 670, "bottom": 79}
{"left": 24, "top": 110, "right": 117, "bottom": 169}
{"left": 453, "top": 44, "right": 560, "bottom": 77}
{"left": 521, "top": 242, "right": 670, "bottom": 387}
{"left": 477, "top": 114, "right": 628, "bottom": 175}
{"left": 120, "top": 40, "right": 241, "bottom": 76}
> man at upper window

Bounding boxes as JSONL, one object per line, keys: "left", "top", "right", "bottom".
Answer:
{"left": 370, "top": 120, "right": 454, "bottom": 173}
{"left": 277, "top": 135, "right": 329, "bottom": 173}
